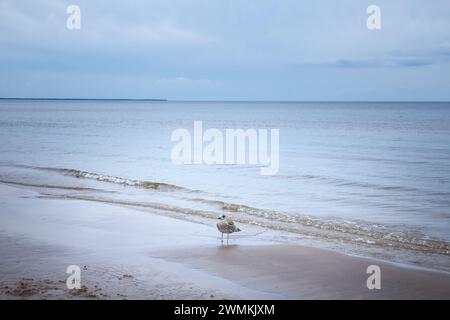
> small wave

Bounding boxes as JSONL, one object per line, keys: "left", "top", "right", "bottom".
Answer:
{"left": 0, "top": 179, "right": 109, "bottom": 192}
{"left": 21, "top": 166, "right": 187, "bottom": 191}
{"left": 191, "top": 197, "right": 450, "bottom": 256}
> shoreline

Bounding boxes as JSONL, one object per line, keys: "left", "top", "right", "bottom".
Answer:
{"left": 1, "top": 183, "right": 450, "bottom": 299}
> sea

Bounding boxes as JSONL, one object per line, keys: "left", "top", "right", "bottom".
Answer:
{"left": 1, "top": 100, "right": 449, "bottom": 271}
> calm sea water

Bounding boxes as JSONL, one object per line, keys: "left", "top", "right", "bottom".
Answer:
{"left": 1, "top": 100, "right": 449, "bottom": 270}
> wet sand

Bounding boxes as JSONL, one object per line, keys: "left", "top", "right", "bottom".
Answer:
{"left": 156, "top": 245, "right": 450, "bottom": 299}
{"left": 1, "top": 183, "right": 450, "bottom": 299}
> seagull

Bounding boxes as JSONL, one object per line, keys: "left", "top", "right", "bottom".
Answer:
{"left": 217, "top": 214, "right": 241, "bottom": 244}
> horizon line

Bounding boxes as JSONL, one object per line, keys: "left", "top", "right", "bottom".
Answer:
{"left": 1, "top": 97, "right": 450, "bottom": 103}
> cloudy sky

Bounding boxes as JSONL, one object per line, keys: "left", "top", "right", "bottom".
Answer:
{"left": 1, "top": 0, "right": 449, "bottom": 100}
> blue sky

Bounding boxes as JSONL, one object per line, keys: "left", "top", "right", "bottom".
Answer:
{"left": 1, "top": 0, "right": 450, "bottom": 100}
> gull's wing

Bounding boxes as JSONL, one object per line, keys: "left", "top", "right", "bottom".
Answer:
{"left": 226, "top": 217, "right": 240, "bottom": 232}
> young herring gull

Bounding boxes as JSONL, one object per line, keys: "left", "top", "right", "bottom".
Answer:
{"left": 217, "top": 214, "right": 241, "bottom": 244}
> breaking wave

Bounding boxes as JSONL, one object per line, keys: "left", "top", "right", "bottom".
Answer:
{"left": 27, "top": 166, "right": 188, "bottom": 191}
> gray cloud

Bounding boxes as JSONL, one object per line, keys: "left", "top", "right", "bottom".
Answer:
{"left": 1, "top": 0, "right": 450, "bottom": 100}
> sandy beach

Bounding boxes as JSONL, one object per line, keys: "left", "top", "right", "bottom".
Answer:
{"left": 1, "top": 182, "right": 450, "bottom": 300}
